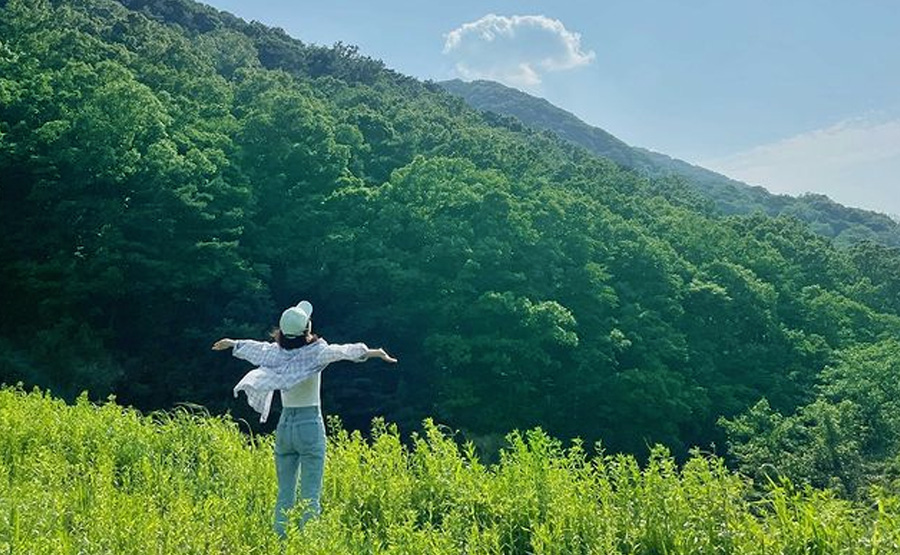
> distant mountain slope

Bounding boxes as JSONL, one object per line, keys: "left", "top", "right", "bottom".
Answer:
{"left": 440, "top": 79, "right": 900, "bottom": 247}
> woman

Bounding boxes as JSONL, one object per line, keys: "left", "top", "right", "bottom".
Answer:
{"left": 212, "top": 300, "right": 397, "bottom": 537}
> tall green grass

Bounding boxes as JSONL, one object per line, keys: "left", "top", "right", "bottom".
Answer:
{"left": 1, "top": 385, "right": 898, "bottom": 554}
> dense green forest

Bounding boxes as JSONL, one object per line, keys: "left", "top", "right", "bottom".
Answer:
{"left": 2, "top": 0, "right": 900, "bottom": 500}
{"left": 440, "top": 79, "right": 900, "bottom": 247}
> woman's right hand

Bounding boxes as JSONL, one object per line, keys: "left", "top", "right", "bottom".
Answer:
{"left": 371, "top": 348, "right": 397, "bottom": 363}
{"left": 211, "top": 338, "right": 236, "bottom": 351}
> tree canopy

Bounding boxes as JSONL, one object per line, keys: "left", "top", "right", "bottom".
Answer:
{"left": 2, "top": 0, "right": 900, "bottom": 494}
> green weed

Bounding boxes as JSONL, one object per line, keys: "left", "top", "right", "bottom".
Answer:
{"left": 0, "top": 385, "right": 897, "bottom": 554}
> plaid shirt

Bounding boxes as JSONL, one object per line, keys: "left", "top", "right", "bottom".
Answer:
{"left": 232, "top": 338, "right": 368, "bottom": 422}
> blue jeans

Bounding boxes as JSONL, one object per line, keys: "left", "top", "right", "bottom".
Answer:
{"left": 273, "top": 406, "right": 326, "bottom": 537}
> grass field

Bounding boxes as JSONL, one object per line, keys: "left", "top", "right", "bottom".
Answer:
{"left": 1, "top": 385, "right": 898, "bottom": 554}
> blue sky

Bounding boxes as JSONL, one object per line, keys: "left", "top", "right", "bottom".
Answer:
{"left": 204, "top": 0, "right": 900, "bottom": 216}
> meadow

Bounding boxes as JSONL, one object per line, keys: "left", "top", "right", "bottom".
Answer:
{"left": 1, "top": 386, "right": 899, "bottom": 554}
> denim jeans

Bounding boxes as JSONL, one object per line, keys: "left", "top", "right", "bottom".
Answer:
{"left": 273, "top": 406, "right": 326, "bottom": 537}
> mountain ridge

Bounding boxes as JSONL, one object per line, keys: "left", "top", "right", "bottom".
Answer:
{"left": 439, "top": 78, "right": 900, "bottom": 246}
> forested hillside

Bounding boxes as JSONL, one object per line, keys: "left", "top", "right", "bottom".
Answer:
{"left": 3, "top": 0, "right": 900, "bottom": 496}
{"left": 440, "top": 79, "right": 900, "bottom": 247}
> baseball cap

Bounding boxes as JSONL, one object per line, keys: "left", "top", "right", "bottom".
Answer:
{"left": 279, "top": 300, "right": 313, "bottom": 337}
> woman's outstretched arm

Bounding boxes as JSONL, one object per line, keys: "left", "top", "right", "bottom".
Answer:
{"left": 212, "top": 338, "right": 281, "bottom": 366}
{"left": 319, "top": 343, "right": 398, "bottom": 365}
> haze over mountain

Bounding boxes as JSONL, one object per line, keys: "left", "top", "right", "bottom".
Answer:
{"left": 440, "top": 79, "right": 900, "bottom": 247}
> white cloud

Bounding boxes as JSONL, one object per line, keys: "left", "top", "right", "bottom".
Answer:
{"left": 443, "top": 14, "right": 595, "bottom": 87}
{"left": 704, "top": 115, "right": 900, "bottom": 216}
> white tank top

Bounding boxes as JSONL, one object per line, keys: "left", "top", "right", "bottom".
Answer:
{"left": 280, "top": 373, "right": 321, "bottom": 407}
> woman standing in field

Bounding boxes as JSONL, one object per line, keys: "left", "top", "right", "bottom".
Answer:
{"left": 212, "top": 300, "right": 397, "bottom": 537}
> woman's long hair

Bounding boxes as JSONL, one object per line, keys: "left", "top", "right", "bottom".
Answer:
{"left": 271, "top": 327, "right": 320, "bottom": 350}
